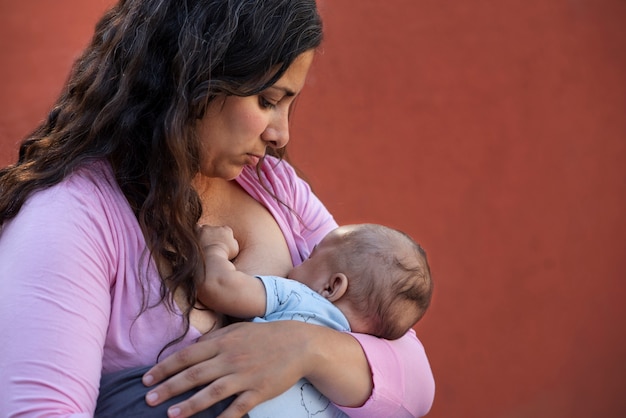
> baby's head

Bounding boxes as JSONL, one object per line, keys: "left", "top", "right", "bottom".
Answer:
{"left": 288, "top": 224, "right": 433, "bottom": 340}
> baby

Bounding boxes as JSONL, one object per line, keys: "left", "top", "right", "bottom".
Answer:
{"left": 197, "top": 223, "right": 433, "bottom": 340}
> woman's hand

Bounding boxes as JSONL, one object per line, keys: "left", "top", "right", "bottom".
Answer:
{"left": 143, "top": 321, "right": 312, "bottom": 418}
{"left": 142, "top": 321, "right": 373, "bottom": 418}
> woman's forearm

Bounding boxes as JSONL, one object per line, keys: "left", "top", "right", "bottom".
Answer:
{"left": 300, "top": 324, "right": 373, "bottom": 407}
{"left": 303, "top": 325, "right": 436, "bottom": 417}
{"left": 142, "top": 320, "right": 372, "bottom": 417}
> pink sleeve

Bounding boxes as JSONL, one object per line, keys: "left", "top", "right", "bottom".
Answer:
{"left": 0, "top": 183, "right": 113, "bottom": 416}
{"left": 286, "top": 164, "right": 338, "bottom": 256}
{"left": 337, "top": 329, "right": 435, "bottom": 417}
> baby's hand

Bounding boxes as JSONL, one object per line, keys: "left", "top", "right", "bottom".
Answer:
{"left": 196, "top": 224, "right": 240, "bottom": 261}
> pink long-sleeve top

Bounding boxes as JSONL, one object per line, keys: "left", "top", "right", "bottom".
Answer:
{"left": 0, "top": 157, "right": 434, "bottom": 417}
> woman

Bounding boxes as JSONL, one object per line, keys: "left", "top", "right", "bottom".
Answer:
{"left": 0, "top": 1, "right": 435, "bottom": 417}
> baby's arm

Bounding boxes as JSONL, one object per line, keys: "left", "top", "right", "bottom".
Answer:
{"left": 196, "top": 225, "right": 267, "bottom": 318}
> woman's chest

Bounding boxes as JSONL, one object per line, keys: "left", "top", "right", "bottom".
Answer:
{"left": 197, "top": 179, "right": 294, "bottom": 276}
{"left": 190, "top": 179, "right": 295, "bottom": 332}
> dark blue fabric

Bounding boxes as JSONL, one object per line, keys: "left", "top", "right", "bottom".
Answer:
{"left": 95, "top": 365, "right": 246, "bottom": 417}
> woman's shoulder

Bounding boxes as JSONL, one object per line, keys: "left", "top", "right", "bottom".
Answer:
{"left": 30, "top": 159, "right": 121, "bottom": 202}
{"left": 65, "top": 159, "right": 122, "bottom": 197}
{"left": 17, "top": 159, "right": 138, "bottom": 245}
{"left": 0, "top": 160, "right": 136, "bottom": 293}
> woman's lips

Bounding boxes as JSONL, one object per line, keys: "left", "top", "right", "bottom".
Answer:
{"left": 246, "top": 154, "right": 261, "bottom": 167}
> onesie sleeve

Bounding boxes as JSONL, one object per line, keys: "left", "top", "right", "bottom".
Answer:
{"left": 286, "top": 166, "right": 338, "bottom": 254}
{"left": 0, "top": 180, "right": 115, "bottom": 416}
{"left": 336, "top": 330, "right": 435, "bottom": 417}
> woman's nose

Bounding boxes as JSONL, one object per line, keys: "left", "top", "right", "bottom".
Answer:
{"left": 262, "top": 109, "right": 290, "bottom": 149}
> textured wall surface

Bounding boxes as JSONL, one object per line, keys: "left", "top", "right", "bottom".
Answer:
{"left": 1, "top": 1, "right": 625, "bottom": 417}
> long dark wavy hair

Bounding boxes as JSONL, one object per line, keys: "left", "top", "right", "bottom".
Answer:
{"left": 0, "top": 0, "right": 323, "bottom": 348}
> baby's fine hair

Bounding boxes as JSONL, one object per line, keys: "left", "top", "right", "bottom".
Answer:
{"left": 336, "top": 224, "right": 433, "bottom": 340}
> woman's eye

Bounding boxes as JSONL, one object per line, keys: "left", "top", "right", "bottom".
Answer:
{"left": 259, "top": 96, "right": 276, "bottom": 109}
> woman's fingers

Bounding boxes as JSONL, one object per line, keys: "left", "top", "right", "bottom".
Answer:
{"left": 216, "top": 390, "right": 263, "bottom": 418}
{"left": 143, "top": 327, "right": 247, "bottom": 411}
{"left": 145, "top": 364, "right": 213, "bottom": 406}
{"left": 160, "top": 378, "right": 241, "bottom": 418}
{"left": 163, "top": 378, "right": 261, "bottom": 418}
{"left": 143, "top": 322, "right": 314, "bottom": 417}
{"left": 143, "top": 343, "right": 224, "bottom": 406}
{"left": 143, "top": 341, "right": 216, "bottom": 387}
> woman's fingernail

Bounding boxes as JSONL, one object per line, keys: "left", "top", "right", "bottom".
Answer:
{"left": 143, "top": 374, "right": 154, "bottom": 385}
{"left": 168, "top": 407, "right": 181, "bottom": 417}
{"left": 146, "top": 391, "right": 159, "bottom": 404}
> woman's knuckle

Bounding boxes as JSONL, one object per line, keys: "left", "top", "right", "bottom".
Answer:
{"left": 208, "top": 381, "right": 228, "bottom": 398}
{"left": 182, "top": 397, "right": 202, "bottom": 414}
{"left": 234, "top": 399, "right": 252, "bottom": 414}
{"left": 181, "top": 366, "right": 203, "bottom": 384}
{"left": 154, "top": 383, "right": 173, "bottom": 398}
{"left": 174, "top": 348, "right": 193, "bottom": 364}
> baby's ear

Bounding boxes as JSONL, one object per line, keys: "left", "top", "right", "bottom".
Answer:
{"left": 323, "top": 273, "right": 348, "bottom": 302}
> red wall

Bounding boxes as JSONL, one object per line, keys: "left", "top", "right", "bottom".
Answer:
{"left": 1, "top": 1, "right": 625, "bottom": 417}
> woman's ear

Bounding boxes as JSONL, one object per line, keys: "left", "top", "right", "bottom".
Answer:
{"left": 322, "top": 273, "right": 348, "bottom": 302}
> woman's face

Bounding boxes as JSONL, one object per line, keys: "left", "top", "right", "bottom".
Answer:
{"left": 196, "top": 50, "right": 315, "bottom": 180}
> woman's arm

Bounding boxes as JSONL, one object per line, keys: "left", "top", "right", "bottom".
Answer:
{"left": 0, "top": 184, "right": 113, "bottom": 416}
{"left": 142, "top": 320, "right": 372, "bottom": 418}
{"left": 141, "top": 324, "right": 435, "bottom": 418}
